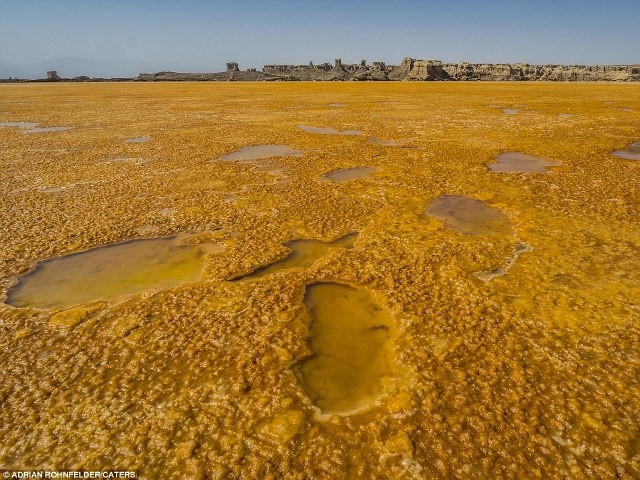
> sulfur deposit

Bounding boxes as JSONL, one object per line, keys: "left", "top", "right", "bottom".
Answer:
{"left": 1, "top": 82, "right": 639, "bottom": 479}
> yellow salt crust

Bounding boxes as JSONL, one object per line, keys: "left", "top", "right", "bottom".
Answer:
{"left": 0, "top": 82, "right": 639, "bottom": 479}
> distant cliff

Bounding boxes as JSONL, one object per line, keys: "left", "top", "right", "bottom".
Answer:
{"left": 3, "top": 57, "right": 639, "bottom": 82}
{"left": 441, "top": 61, "right": 640, "bottom": 82}
{"left": 135, "top": 58, "right": 640, "bottom": 82}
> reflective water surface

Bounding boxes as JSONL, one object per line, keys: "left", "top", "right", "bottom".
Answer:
{"left": 27, "top": 126, "right": 72, "bottom": 133}
{"left": 218, "top": 145, "right": 303, "bottom": 161}
{"left": 6, "top": 234, "right": 219, "bottom": 309}
{"left": 368, "top": 136, "right": 405, "bottom": 146}
{"left": 426, "top": 195, "right": 511, "bottom": 236}
{"left": 324, "top": 167, "right": 375, "bottom": 182}
{"left": 612, "top": 142, "right": 640, "bottom": 160}
{"left": 234, "top": 232, "right": 357, "bottom": 280}
{"left": 297, "top": 125, "right": 363, "bottom": 135}
{"left": 0, "top": 122, "right": 39, "bottom": 129}
{"left": 489, "top": 152, "right": 560, "bottom": 172}
{"left": 294, "top": 282, "right": 398, "bottom": 415}
{"left": 125, "top": 135, "right": 152, "bottom": 143}
{"left": 0, "top": 121, "right": 71, "bottom": 133}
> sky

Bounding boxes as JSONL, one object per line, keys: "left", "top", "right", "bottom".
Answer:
{"left": 1, "top": 0, "right": 639, "bottom": 77}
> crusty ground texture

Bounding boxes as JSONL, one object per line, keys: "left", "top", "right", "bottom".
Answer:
{"left": 1, "top": 82, "right": 639, "bottom": 479}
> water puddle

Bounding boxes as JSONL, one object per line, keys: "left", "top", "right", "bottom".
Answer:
{"left": 27, "top": 126, "right": 72, "bottom": 133}
{"left": 0, "top": 122, "right": 71, "bottom": 133}
{"left": 233, "top": 232, "right": 357, "bottom": 280}
{"left": 217, "top": 145, "right": 303, "bottom": 162}
{"left": 1, "top": 122, "right": 39, "bottom": 129}
{"left": 558, "top": 113, "right": 575, "bottom": 118}
{"left": 612, "top": 142, "right": 640, "bottom": 160}
{"left": 368, "top": 136, "right": 405, "bottom": 146}
{"left": 474, "top": 242, "right": 532, "bottom": 281}
{"left": 324, "top": 167, "right": 375, "bottom": 182}
{"left": 5, "top": 234, "right": 221, "bottom": 309}
{"left": 125, "top": 135, "right": 152, "bottom": 143}
{"left": 297, "top": 125, "right": 362, "bottom": 135}
{"left": 38, "top": 186, "right": 69, "bottom": 193}
{"left": 328, "top": 103, "right": 346, "bottom": 107}
{"left": 426, "top": 195, "right": 510, "bottom": 236}
{"left": 503, "top": 109, "right": 518, "bottom": 115}
{"left": 489, "top": 152, "right": 560, "bottom": 172}
{"left": 294, "top": 282, "right": 398, "bottom": 415}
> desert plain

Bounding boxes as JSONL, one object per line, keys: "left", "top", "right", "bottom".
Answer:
{"left": 0, "top": 82, "right": 639, "bottom": 479}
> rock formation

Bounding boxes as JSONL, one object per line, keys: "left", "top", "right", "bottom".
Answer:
{"left": 133, "top": 60, "right": 640, "bottom": 82}
{"left": 261, "top": 59, "right": 389, "bottom": 81}
{"left": 323, "top": 58, "right": 352, "bottom": 81}
{"left": 383, "top": 58, "right": 640, "bottom": 82}
{"left": 4, "top": 58, "right": 636, "bottom": 84}
{"left": 387, "top": 58, "right": 414, "bottom": 81}
{"left": 403, "top": 59, "right": 449, "bottom": 81}
{"left": 442, "top": 62, "right": 640, "bottom": 82}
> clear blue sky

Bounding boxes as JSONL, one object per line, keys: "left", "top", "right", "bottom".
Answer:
{"left": 1, "top": 0, "right": 638, "bottom": 76}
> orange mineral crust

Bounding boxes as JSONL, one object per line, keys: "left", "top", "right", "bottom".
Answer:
{"left": 1, "top": 82, "right": 639, "bottom": 479}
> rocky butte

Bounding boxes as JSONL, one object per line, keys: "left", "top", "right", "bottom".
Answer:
{"left": 2, "top": 57, "right": 639, "bottom": 82}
